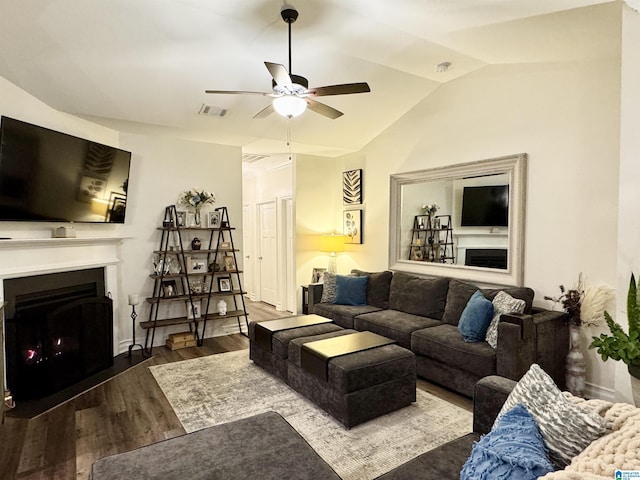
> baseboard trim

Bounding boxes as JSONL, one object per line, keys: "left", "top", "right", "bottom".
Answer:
{"left": 585, "top": 381, "right": 616, "bottom": 401}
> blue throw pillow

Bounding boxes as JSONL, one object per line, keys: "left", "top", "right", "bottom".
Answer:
{"left": 460, "top": 404, "right": 554, "bottom": 480}
{"left": 333, "top": 275, "right": 368, "bottom": 306}
{"left": 458, "top": 290, "right": 494, "bottom": 342}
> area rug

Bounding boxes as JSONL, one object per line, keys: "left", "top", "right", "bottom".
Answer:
{"left": 149, "top": 350, "right": 472, "bottom": 480}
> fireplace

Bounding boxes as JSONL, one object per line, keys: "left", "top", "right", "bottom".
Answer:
{"left": 4, "top": 268, "right": 114, "bottom": 401}
{"left": 465, "top": 248, "right": 508, "bottom": 270}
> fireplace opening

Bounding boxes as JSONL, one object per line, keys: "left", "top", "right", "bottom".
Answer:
{"left": 465, "top": 248, "right": 508, "bottom": 270}
{"left": 4, "top": 268, "right": 113, "bottom": 401}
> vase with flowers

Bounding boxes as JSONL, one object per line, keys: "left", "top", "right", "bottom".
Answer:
{"left": 421, "top": 203, "right": 439, "bottom": 232}
{"left": 545, "top": 274, "right": 613, "bottom": 397}
{"left": 178, "top": 188, "right": 215, "bottom": 226}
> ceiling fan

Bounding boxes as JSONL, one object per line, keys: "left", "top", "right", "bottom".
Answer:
{"left": 205, "top": 7, "right": 370, "bottom": 119}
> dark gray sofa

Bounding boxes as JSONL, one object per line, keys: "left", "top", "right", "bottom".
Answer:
{"left": 309, "top": 270, "right": 568, "bottom": 396}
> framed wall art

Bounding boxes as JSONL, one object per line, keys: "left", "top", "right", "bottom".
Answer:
{"left": 343, "top": 209, "right": 363, "bottom": 244}
{"left": 343, "top": 169, "right": 362, "bottom": 205}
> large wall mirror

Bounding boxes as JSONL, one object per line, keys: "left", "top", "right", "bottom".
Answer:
{"left": 389, "top": 154, "right": 527, "bottom": 286}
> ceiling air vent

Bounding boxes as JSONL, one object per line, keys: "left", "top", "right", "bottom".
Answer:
{"left": 242, "top": 153, "right": 270, "bottom": 163}
{"left": 198, "top": 104, "right": 227, "bottom": 117}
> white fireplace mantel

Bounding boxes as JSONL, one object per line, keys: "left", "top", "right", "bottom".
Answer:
{"left": 0, "top": 236, "right": 128, "bottom": 355}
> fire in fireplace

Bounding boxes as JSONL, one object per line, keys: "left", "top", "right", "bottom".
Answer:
{"left": 4, "top": 268, "right": 114, "bottom": 401}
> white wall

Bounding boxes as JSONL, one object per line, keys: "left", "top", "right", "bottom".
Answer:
{"left": 0, "top": 76, "right": 244, "bottom": 352}
{"left": 614, "top": 4, "right": 640, "bottom": 403}
{"left": 296, "top": 57, "right": 621, "bottom": 395}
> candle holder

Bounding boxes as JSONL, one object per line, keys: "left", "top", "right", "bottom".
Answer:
{"left": 128, "top": 294, "right": 146, "bottom": 359}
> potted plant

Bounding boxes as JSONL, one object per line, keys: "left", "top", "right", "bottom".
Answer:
{"left": 589, "top": 273, "right": 640, "bottom": 406}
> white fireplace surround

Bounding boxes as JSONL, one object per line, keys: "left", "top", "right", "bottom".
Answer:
{"left": 0, "top": 237, "right": 125, "bottom": 356}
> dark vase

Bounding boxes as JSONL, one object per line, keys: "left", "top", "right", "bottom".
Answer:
{"left": 191, "top": 237, "right": 202, "bottom": 250}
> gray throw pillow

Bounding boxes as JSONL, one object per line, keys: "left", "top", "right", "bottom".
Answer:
{"left": 485, "top": 291, "right": 526, "bottom": 349}
{"left": 495, "top": 363, "right": 606, "bottom": 469}
{"left": 320, "top": 272, "right": 337, "bottom": 303}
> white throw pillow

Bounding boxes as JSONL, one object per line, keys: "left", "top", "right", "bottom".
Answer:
{"left": 495, "top": 364, "right": 606, "bottom": 468}
{"left": 485, "top": 291, "right": 526, "bottom": 349}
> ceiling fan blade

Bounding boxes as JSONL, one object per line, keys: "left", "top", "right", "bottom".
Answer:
{"left": 306, "top": 98, "right": 343, "bottom": 119}
{"left": 253, "top": 103, "right": 275, "bottom": 119}
{"left": 205, "top": 89, "right": 272, "bottom": 96}
{"left": 265, "top": 62, "right": 292, "bottom": 89}
{"left": 307, "top": 82, "right": 371, "bottom": 97}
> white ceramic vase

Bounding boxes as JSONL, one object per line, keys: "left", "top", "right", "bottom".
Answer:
{"left": 566, "top": 324, "right": 586, "bottom": 397}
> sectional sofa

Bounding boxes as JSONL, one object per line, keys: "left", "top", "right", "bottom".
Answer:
{"left": 309, "top": 270, "right": 569, "bottom": 396}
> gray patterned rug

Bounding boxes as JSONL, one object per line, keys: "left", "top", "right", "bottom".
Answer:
{"left": 149, "top": 350, "right": 472, "bottom": 480}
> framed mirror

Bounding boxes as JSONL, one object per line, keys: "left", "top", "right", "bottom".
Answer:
{"left": 389, "top": 153, "right": 527, "bottom": 286}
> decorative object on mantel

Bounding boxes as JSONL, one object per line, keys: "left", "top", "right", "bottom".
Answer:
{"left": 343, "top": 169, "right": 362, "bottom": 205}
{"left": 178, "top": 188, "right": 215, "bottom": 226}
{"left": 590, "top": 273, "right": 640, "bottom": 407}
{"left": 53, "top": 225, "right": 76, "bottom": 238}
{"left": 545, "top": 274, "right": 613, "bottom": 397}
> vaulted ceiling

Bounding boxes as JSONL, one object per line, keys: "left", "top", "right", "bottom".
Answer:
{"left": 0, "top": 0, "right": 619, "bottom": 157}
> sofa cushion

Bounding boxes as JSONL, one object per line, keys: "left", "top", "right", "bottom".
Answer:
{"left": 320, "top": 272, "right": 337, "bottom": 303}
{"left": 411, "top": 324, "right": 496, "bottom": 378}
{"left": 485, "top": 291, "right": 527, "bottom": 349}
{"left": 458, "top": 290, "right": 494, "bottom": 342}
{"left": 334, "top": 274, "right": 368, "bottom": 306}
{"left": 460, "top": 404, "right": 554, "bottom": 480}
{"left": 354, "top": 310, "right": 442, "bottom": 349}
{"left": 351, "top": 269, "right": 393, "bottom": 309}
{"left": 495, "top": 363, "right": 606, "bottom": 469}
{"left": 442, "top": 279, "right": 534, "bottom": 326}
{"left": 311, "top": 303, "right": 382, "bottom": 329}
{"left": 388, "top": 272, "right": 450, "bottom": 320}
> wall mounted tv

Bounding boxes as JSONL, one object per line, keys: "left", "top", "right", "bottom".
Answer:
{"left": 460, "top": 185, "right": 509, "bottom": 227}
{"left": 0, "top": 116, "right": 131, "bottom": 223}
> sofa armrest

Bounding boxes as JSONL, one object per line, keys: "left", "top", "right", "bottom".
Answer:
{"left": 496, "top": 309, "right": 568, "bottom": 388}
{"left": 308, "top": 283, "right": 324, "bottom": 313}
{"left": 472, "top": 376, "right": 517, "bottom": 435}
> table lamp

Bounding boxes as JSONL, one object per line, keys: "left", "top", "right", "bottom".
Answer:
{"left": 320, "top": 234, "right": 346, "bottom": 274}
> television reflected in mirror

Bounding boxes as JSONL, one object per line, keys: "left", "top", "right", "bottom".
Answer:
{"left": 0, "top": 116, "right": 131, "bottom": 223}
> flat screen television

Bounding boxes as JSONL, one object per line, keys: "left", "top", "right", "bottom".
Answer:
{"left": 460, "top": 185, "right": 509, "bottom": 227}
{"left": 0, "top": 116, "right": 131, "bottom": 223}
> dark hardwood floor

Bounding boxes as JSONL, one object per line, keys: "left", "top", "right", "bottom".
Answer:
{"left": 0, "top": 300, "right": 470, "bottom": 480}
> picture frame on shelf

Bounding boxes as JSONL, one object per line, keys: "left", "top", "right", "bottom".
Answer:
{"left": 175, "top": 210, "right": 186, "bottom": 227}
{"left": 186, "top": 212, "right": 196, "bottom": 227}
{"left": 208, "top": 210, "right": 221, "bottom": 228}
{"left": 217, "top": 276, "right": 232, "bottom": 292}
{"left": 219, "top": 241, "right": 231, "bottom": 250}
{"left": 311, "top": 267, "right": 326, "bottom": 283}
{"left": 186, "top": 300, "right": 201, "bottom": 319}
{"left": 186, "top": 256, "right": 207, "bottom": 274}
{"left": 161, "top": 280, "right": 178, "bottom": 297}
{"left": 223, "top": 255, "right": 236, "bottom": 271}
{"left": 432, "top": 217, "right": 441, "bottom": 230}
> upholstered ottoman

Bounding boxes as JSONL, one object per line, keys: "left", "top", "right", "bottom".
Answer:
{"left": 287, "top": 330, "right": 417, "bottom": 428}
{"left": 249, "top": 315, "right": 344, "bottom": 380}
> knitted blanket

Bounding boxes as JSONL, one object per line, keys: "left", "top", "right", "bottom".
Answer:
{"left": 539, "top": 393, "right": 640, "bottom": 479}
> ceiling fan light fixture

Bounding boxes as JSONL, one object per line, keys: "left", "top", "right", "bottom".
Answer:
{"left": 273, "top": 95, "right": 307, "bottom": 118}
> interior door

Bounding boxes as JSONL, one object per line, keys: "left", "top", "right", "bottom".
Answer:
{"left": 284, "top": 197, "right": 295, "bottom": 312}
{"left": 258, "top": 201, "right": 278, "bottom": 306}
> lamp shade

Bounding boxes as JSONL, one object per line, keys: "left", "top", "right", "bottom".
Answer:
{"left": 273, "top": 95, "right": 307, "bottom": 118}
{"left": 320, "top": 234, "right": 346, "bottom": 253}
